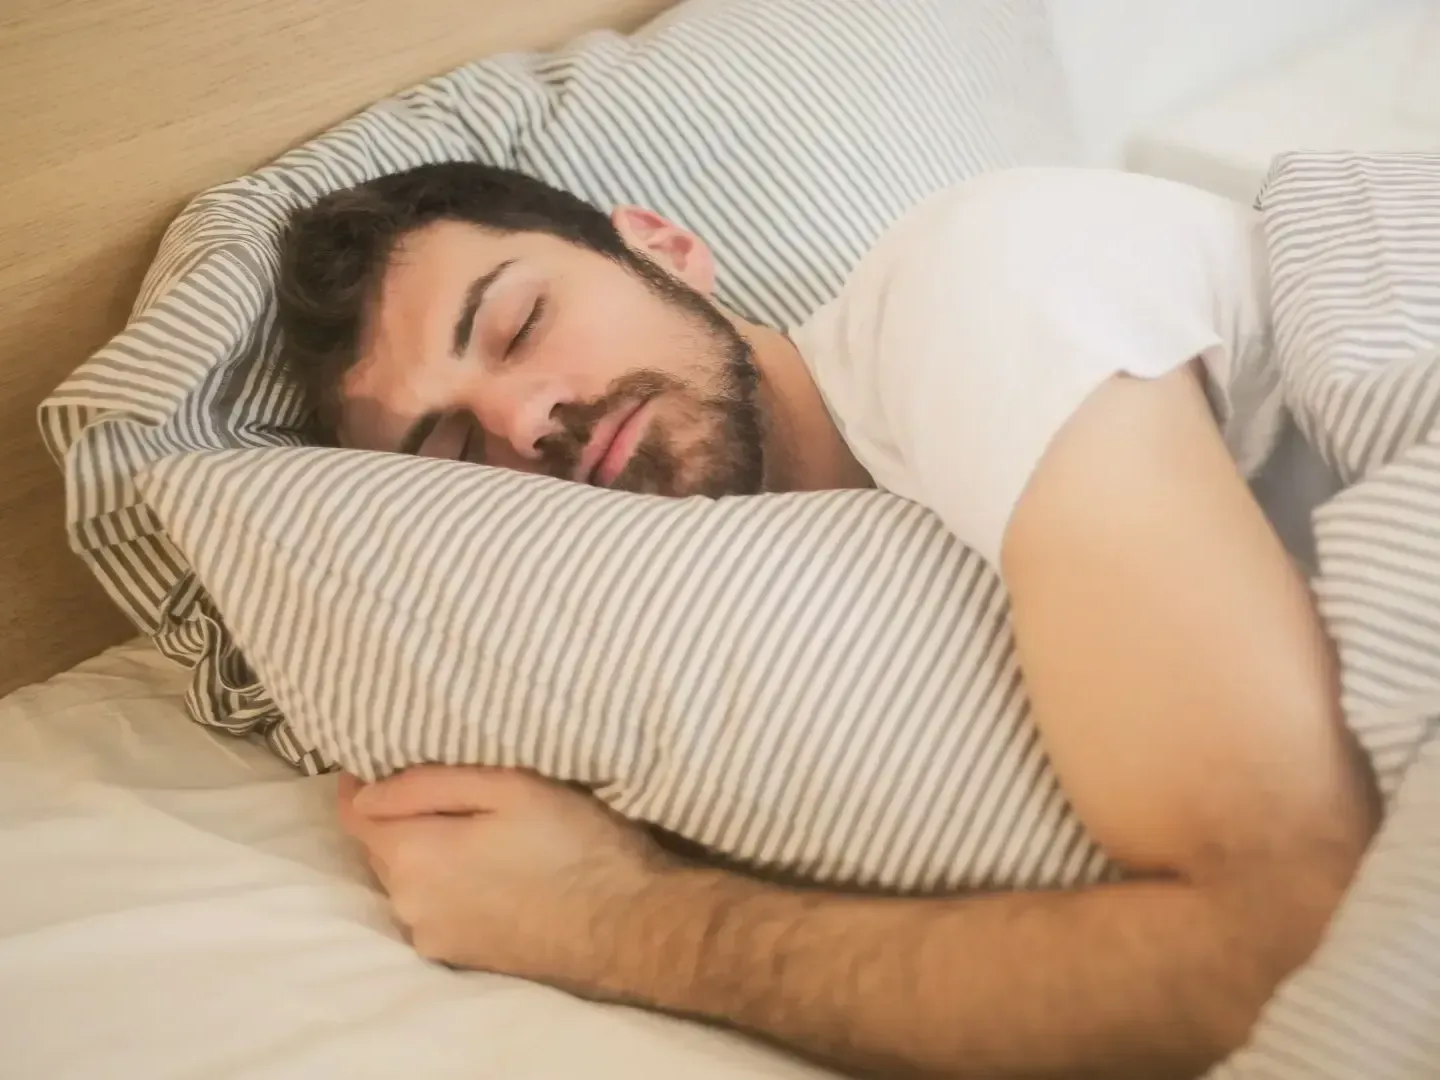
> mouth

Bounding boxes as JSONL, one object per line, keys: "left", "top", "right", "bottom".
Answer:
{"left": 577, "top": 399, "right": 651, "bottom": 487}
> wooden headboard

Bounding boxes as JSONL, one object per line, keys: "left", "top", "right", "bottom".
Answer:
{"left": 0, "top": 0, "right": 675, "bottom": 696}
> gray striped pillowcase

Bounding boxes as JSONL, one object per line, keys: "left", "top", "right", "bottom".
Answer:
{"left": 139, "top": 450, "right": 1110, "bottom": 895}
{"left": 39, "top": 0, "right": 1077, "bottom": 770}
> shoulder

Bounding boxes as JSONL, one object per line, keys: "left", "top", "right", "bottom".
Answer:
{"left": 812, "top": 168, "right": 1264, "bottom": 565}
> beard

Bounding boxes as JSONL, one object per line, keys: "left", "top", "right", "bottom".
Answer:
{"left": 535, "top": 254, "right": 766, "bottom": 498}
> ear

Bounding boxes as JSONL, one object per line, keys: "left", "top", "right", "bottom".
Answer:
{"left": 611, "top": 205, "right": 717, "bottom": 295}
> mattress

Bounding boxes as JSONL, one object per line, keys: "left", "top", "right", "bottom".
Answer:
{"left": 0, "top": 641, "right": 829, "bottom": 1080}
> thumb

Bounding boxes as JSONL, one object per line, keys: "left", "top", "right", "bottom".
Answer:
{"left": 353, "top": 764, "right": 524, "bottom": 820}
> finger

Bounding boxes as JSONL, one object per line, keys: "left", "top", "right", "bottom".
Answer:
{"left": 352, "top": 818, "right": 425, "bottom": 890}
{"left": 352, "top": 764, "right": 536, "bottom": 821}
{"left": 361, "top": 816, "right": 477, "bottom": 894}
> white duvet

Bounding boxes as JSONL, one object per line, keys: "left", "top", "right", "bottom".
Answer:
{"left": 0, "top": 642, "right": 828, "bottom": 1080}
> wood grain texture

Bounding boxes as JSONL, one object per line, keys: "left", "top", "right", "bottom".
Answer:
{"left": 0, "top": 0, "right": 673, "bottom": 696}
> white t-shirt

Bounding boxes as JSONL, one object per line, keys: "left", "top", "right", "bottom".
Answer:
{"left": 790, "top": 167, "right": 1328, "bottom": 570}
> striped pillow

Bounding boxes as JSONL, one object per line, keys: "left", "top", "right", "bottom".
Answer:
{"left": 139, "top": 448, "right": 1111, "bottom": 894}
{"left": 40, "top": 0, "right": 1077, "bottom": 771}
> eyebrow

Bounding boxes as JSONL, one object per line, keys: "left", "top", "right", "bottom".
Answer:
{"left": 451, "top": 259, "right": 515, "bottom": 358}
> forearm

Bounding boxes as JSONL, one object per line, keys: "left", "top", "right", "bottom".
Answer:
{"left": 592, "top": 858, "right": 1351, "bottom": 1080}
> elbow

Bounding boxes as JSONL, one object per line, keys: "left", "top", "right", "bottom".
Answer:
{"left": 1177, "top": 718, "right": 1384, "bottom": 1056}
{"left": 1191, "top": 801, "right": 1379, "bottom": 1055}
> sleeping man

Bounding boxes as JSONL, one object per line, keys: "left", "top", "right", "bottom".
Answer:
{"left": 276, "top": 160, "right": 1379, "bottom": 1080}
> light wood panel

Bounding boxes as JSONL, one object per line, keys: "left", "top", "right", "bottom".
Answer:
{"left": 0, "top": 0, "right": 673, "bottom": 695}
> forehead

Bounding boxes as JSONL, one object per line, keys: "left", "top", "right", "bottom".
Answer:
{"left": 382, "top": 219, "right": 510, "bottom": 301}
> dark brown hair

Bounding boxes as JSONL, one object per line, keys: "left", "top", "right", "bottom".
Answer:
{"left": 274, "top": 161, "right": 627, "bottom": 436}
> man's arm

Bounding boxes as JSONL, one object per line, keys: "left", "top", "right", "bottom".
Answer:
{"left": 590, "top": 852, "right": 1322, "bottom": 1078}
{"left": 344, "top": 367, "right": 1379, "bottom": 1079}
{"left": 580, "top": 366, "right": 1379, "bottom": 1078}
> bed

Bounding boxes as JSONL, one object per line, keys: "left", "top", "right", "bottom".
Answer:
{"left": 4, "top": 2, "right": 1439, "bottom": 1078}
{"left": 0, "top": 639, "right": 835, "bottom": 1078}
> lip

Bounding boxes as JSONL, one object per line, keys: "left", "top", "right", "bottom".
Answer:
{"left": 596, "top": 400, "right": 652, "bottom": 487}
{"left": 576, "top": 400, "right": 648, "bottom": 486}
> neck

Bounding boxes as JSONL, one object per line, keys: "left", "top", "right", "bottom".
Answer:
{"left": 736, "top": 319, "right": 872, "bottom": 494}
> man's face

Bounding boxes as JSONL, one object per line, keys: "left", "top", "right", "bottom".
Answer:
{"left": 337, "top": 215, "right": 764, "bottom": 498}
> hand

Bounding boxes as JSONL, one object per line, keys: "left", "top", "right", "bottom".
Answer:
{"left": 337, "top": 765, "right": 675, "bottom": 992}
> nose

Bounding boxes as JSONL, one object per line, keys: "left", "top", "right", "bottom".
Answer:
{"left": 463, "top": 373, "right": 562, "bottom": 462}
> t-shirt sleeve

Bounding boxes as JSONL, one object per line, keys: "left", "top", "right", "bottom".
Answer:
{"left": 871, "top": 170, "right": 1244, "bottom": 568}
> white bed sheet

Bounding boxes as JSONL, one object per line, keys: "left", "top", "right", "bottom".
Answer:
{"left": 0, "top": 641, "right": 829, "bottom": 1080}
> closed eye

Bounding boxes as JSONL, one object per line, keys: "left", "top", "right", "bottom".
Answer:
{"left": 508, "top": 296, "right": 546, "bottom": 355}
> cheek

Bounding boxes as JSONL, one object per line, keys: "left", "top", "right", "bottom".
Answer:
{"left": 562, "top": 287, "right": 695, "bottom": 385}
{"left": 542, "top": 322, "right": 631, "bottom": 394}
